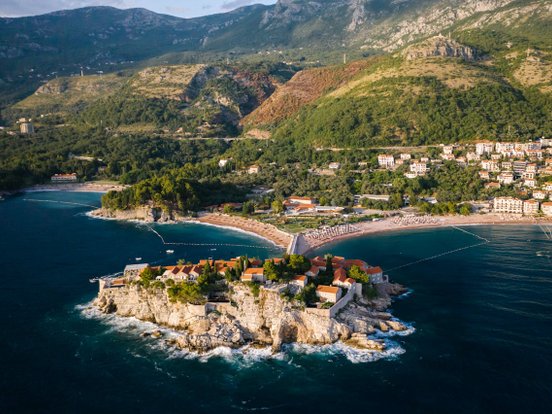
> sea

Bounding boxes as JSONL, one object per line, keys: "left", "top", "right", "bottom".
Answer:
{"left": 0, "top": 191, "right": 551, "bottom": 413}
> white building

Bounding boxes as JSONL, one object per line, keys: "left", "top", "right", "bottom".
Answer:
{"left": 476, "top": 141, "right": 494, "bottom": 155}
{"left": 493, "top": 197, "right": 523, "bottom": 214}
{"left": 481, "top": 160, "right": 500, "bottom": 172}
{"left": 316, "top": 285, "right": 342, "bottom": 303}
{"left": 377, "top": 154, "right": 395, "bottom": 169}
{"left": 523, "top": 199, "right": 540, "bottom": 215}
{"left": 410, "top": 162, "right": 428, "bottom": 176}
{"left": 218, "top": 159, "right": 229, "bottom": 168}
{"left": 533, "top": 190, "right": 547, "bottom": 200}
{"left": 400, "top": 153, "right": 412, "bottom": 160}
{"left": 51, "top": 173, "right": 78, "bottom": 182}
{"left": 541, "top": 202, "right": 552, "bottom": 216}
{"left": 328, "top": 162, "right": 341, "bottom": 170}
{"left": 241, "top": 268, "right": 266, "bottom": 283}
{"left": 443, "top": 145, "right": 454, "bottom": 155}
{"left": 466, "top": 152, "right": 480, "bottom": 162}
{"left": 524, "top": 179, "right": 536, "bottom": 188}
{"left": 497, "top": 172, "right": 514, "bottom": 185}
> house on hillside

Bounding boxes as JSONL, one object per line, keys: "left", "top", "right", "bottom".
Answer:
{"left": 316, "top": 285, "right": 342, "bottom": 303}
{"left": 241, "top": 268, "right": 265, "bottom": 283}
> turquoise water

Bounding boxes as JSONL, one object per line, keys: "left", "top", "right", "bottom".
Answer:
{"left": 1, "top": 192, "right": 551, "bottom": 413}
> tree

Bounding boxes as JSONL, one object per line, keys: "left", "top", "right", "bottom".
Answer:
{"left": 348, "top": 265, "right": 369, "bottom": 283}
{"left": 242, "top": 201, "right": 255, "bottom": 216}
{"left": 223, "top": 204, "right": 234, "bottom": 214}
{"left": 271, "top": 199, "right": 284, "bottom": 214}
{"left": 288, "top": 254, "right": 311, "bottom": 273}
{"left": 263, "top": 260, "right": 280, "bottom": 281}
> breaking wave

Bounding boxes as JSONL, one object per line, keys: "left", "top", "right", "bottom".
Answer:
{"left": 77, "top": 301, "right": 414, "bottom": 365}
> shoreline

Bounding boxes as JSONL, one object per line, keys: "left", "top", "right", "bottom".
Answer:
{"left": 17, "top": 182, "right": 127, "bottom": 195}
{"left": 297, "top": 214, "right": 552, "bottom": 255}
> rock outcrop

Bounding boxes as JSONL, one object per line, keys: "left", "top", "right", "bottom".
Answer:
{"left": 90, "top": 206, "right": 186, "bottom": 223}
{"left": 94, "top": 281, "right": 407, "bottom": 353}
{"left": 402, "top": 35, "right": 478, "bottom": 61}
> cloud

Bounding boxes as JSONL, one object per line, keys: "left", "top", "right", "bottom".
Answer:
{"left": 221, "top": 0, "right": 256, "bottom": 11}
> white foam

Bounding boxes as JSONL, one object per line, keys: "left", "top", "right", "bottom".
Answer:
{"left": 77, "top": 302, "right": 414, "bottom": 365}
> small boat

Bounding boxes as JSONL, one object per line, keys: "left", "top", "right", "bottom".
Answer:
{"left": 166, "top": 249, "right": 174, "bottom": 254}
{"left": 135, "top": 257, "right": 142, "bottom": 261}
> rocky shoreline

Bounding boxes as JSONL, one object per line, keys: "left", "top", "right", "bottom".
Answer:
{"left": 93, "top": 281, "right": 410, "bottom": 354}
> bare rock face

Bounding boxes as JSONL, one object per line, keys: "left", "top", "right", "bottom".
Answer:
{"left": 94, "top": 282, "right": 407, "bottom": 353}
{"left": 90, "top": 206, "right": 185, "bottom": 223}
{"left": 402, "top": 35, "right": 478, "bottom": 61}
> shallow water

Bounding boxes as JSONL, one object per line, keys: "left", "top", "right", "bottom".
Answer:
{"left": 0, "top": 192, "right": 551, "bottom": 413}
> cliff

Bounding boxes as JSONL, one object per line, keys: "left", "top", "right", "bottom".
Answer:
{"left": 94, "top": 282, "right": 407, "bottom": 353}
{"left": 90, "top": 206, "right": 186, "bottom": 223}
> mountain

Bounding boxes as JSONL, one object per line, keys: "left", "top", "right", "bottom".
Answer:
{"left": 244, "top": 34, "right": 552, "bottom": 146}
{"left": 2, "top": 0, "right": 550, "bottom": 108}
{"left": 5, "top": 61, "right": 296, "bottom": 137}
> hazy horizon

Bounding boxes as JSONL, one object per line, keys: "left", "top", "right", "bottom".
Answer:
{"left": 0, "top": 0, "right": 277, "bottom": 19}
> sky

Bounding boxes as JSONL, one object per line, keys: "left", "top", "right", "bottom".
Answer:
{"left": 0, "top": 0, "right": 277, "bottom": 18}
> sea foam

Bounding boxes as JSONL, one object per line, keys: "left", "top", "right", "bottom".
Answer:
{"left": 77, "top": 301, "right": 414, "bottom": 365}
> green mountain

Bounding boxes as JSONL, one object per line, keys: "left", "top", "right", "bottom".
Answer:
{"left": 2, "top": 0, "right": 550, "bottom": 107}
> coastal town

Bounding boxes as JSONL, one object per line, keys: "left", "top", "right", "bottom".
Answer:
{"left": 94, "top": 253, "right": 405, "bottom": 352}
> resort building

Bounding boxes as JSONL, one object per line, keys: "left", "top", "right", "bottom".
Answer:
{"left": 523, "top": 199, "right": 540, "bottom": 215}
{"left": 481, "top": 160, "right": 500, "bottom": 172}
{"left": 316, "top": 285, "right": 342, "bottom": 303}
{"left": 533, "top": 190, "right": 547, "bottom": 200}
{"left": 378, "top": 154, "right": 395, "bottom": 169}
{"left": 524, "top": 179, "right": 536, "bottom": 188}
{"left": 51, "top": 173, "right": 78, "bottom": 182}
{"left": 513, "top": 161, "right": 528, "bottom": 175}
{"left": 241, "top": 268, "right": 265, "bottom": 283}
{"left": 479, "top": 171, "right": 490, "bottom": 180}
{"left": 442, "top": 145, "right": 454, "bottom": 155}
{"left": 541, "top": 202, "right": 552, "bottom": 216}
{"left": 466, "top": 152, "right": 480, "bottom": 163}
{"left": 410, "top": 162, "right": 428, "bottom": 176}
{"left": 476, "top": 141, "right": 494, "bottom": 155}
{"left": 493, "top": 197, "right": 523, "bottom": 214}
{"left": 290, "top": 275, "right": 308, "bottom": 289}
{"left": 124, "top": 263, "right": 150, "bottom": 278}
{"left": 400, "top": 153, "right": 412, "bottom": 161}
{"left": 366, "top": 266, "right": 387, "bottom": 284}
{"left": 497, "top": 172, "right": 514, "bottom": 185}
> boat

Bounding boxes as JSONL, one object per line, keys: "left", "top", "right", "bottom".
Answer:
{"left": 135, "top": 257, "right": 142, "bottom": 261}
{"left": 166, "top": 249, "right": 174, "bottom": 254}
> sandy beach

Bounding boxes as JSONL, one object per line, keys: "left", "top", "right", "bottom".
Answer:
{"left": 197, "top": 213, "right": 293, "bottom": 249}
{"left": 295, "top": 213, "right": 552, "bottom": 255}
{"left": 21, "top": 182, "right": 127, "bottom": 194}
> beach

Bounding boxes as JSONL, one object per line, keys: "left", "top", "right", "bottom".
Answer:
{"left": 21, "top": 182, "right": 127, "bottom": 194}
{"left": 197, "top": 213, "right": 293, "bottom": 249}
{"left": 295, "top": 213, "right": 552, "bottom": 255}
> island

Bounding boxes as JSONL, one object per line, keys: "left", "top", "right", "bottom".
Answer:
{"left": 93, "top": 254, "right": 408, "bottom": 353}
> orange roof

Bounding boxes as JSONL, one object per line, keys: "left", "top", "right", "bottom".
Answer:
{"left": 293, "top": 275, "right": 307, "bottom": 282}
{"left": 366, "top": 266, "right": 383, "bottom": 274}
{"left": 333, "top": 267, "right": 347, "bottom": 282}
{"left": 243, "top": 267, "right": 264, "bottom": 275}
{"left": 241, "top": 274, "right": 253, "bottom": 281}
{"left": 307, "top": 266, "right": 320, "bottom": 274}
{"left": 346, "top": 278, "right": 356, "bottom": 284}
{"left": 343, "top": 259, "right": 368, "bottom": 269}
{"left": 317, "top": 285, "right": 339, "bottom": 294}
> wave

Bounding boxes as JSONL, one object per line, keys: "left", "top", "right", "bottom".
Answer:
{"left": 76, "top": 301, "right": 414, "bottom": 365}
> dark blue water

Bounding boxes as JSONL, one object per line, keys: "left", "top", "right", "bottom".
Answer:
{"left": 1, "top": 192, "right": 551, "bottom": 413}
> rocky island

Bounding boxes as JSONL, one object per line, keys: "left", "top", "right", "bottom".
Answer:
{"left": 93, "top": 254, "right": 409, "bottom": 354}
